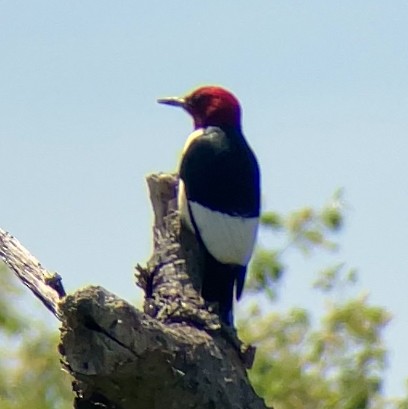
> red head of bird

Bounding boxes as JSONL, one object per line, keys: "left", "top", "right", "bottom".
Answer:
{"left": 157, "top": 86, "right": 241, "bottom": 129}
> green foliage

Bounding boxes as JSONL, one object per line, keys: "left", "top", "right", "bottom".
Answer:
{"left": 0, "top": 266, "right": 26, "bottom": 335}
{"left": 0, "top": 264, "right": 72, "bottom": 409}
{"left": 248, "top": 249, "right": 283, "bottom": 300}
{"left": 243, "top": 296, "right": 389, "bottom": 409}
{"left": 247, "top": 192, "right": 344, "bottom": 302}
{"left": 241, "top": 192, "right": 407, "bottom": 409}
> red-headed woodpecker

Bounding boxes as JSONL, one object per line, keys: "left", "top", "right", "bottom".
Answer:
{"left": 158, "top": 86, "right": 260, "bottom": 325}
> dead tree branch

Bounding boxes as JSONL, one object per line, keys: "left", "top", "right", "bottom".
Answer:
{"left": 0, "top": 172, "right": 269, "bottom": 409}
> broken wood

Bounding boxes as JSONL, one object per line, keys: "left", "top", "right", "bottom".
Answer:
{"left": 0, "top": 172, "right": 269, "bottom": 409}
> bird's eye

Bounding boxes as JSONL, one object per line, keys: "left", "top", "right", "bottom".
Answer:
{"left": 191, "top": 94, "right": 208, "bottom": 108}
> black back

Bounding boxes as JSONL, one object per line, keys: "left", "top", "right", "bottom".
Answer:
{"left": 179, "top": 126, "right": 260, "bottom": 217}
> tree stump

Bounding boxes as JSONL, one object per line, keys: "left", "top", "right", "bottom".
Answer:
{"left": 0, "top": 173, "right": 269, "bottom": 409}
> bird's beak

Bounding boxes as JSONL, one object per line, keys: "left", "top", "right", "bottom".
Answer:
{"left": 157, "top": 96, "right": 186, "bottom": 108}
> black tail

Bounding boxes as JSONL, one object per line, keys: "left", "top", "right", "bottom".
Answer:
{"left": 201, "top": 252, "right": 246, "bottom": 326}
{"left": 185, "top": 203, "right": 247, "bottom": 325}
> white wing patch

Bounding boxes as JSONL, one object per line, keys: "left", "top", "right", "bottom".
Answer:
{"left": 189, "top": 201, "right": 259, "bottom": 266}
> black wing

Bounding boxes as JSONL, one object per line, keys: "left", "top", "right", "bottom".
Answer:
{"left": 179, "top": 126, "right": 260, "bottom": 217}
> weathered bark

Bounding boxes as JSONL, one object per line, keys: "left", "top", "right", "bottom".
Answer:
{"left": 0, "top": 172, "right": 269, "bottom": 409}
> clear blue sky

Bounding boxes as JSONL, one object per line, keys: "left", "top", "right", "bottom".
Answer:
{"left": 1, "top": 0, "right": 407, "bottom": 398}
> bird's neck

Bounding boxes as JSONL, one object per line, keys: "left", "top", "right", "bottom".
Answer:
{"left": 195, "top": 121, "right": 242, "bottom": 134}
{"left": 193, "top": 111, "right": 241, "bottom": 130}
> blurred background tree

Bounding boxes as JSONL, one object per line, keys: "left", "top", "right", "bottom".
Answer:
{"left": 0, "top": 193, "right": 407, "bottom": 408}
{"left": 240, "top": 193, "right": 408, "bottom": 409}
{"left": 0, "top": 264, "right": 71, "bottom": 409}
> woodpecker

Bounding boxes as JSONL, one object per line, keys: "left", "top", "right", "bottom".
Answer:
{"left": 158, "top": 86, "right": 260, "bottom": 325}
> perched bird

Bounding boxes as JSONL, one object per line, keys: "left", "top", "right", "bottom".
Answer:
{"left": 158, "top": 86, "right": 260, "bottom": 325}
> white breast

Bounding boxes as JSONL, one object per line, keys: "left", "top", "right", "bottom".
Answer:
{"left": 178, "top": 179, "right": 194, "bottom": 231}
{"left": 182, "top": 128, "right": 205, "bottom": 154}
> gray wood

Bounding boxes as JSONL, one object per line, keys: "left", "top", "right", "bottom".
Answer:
{"left": 0, "top": 172, "right": 268, "bottom": 409}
